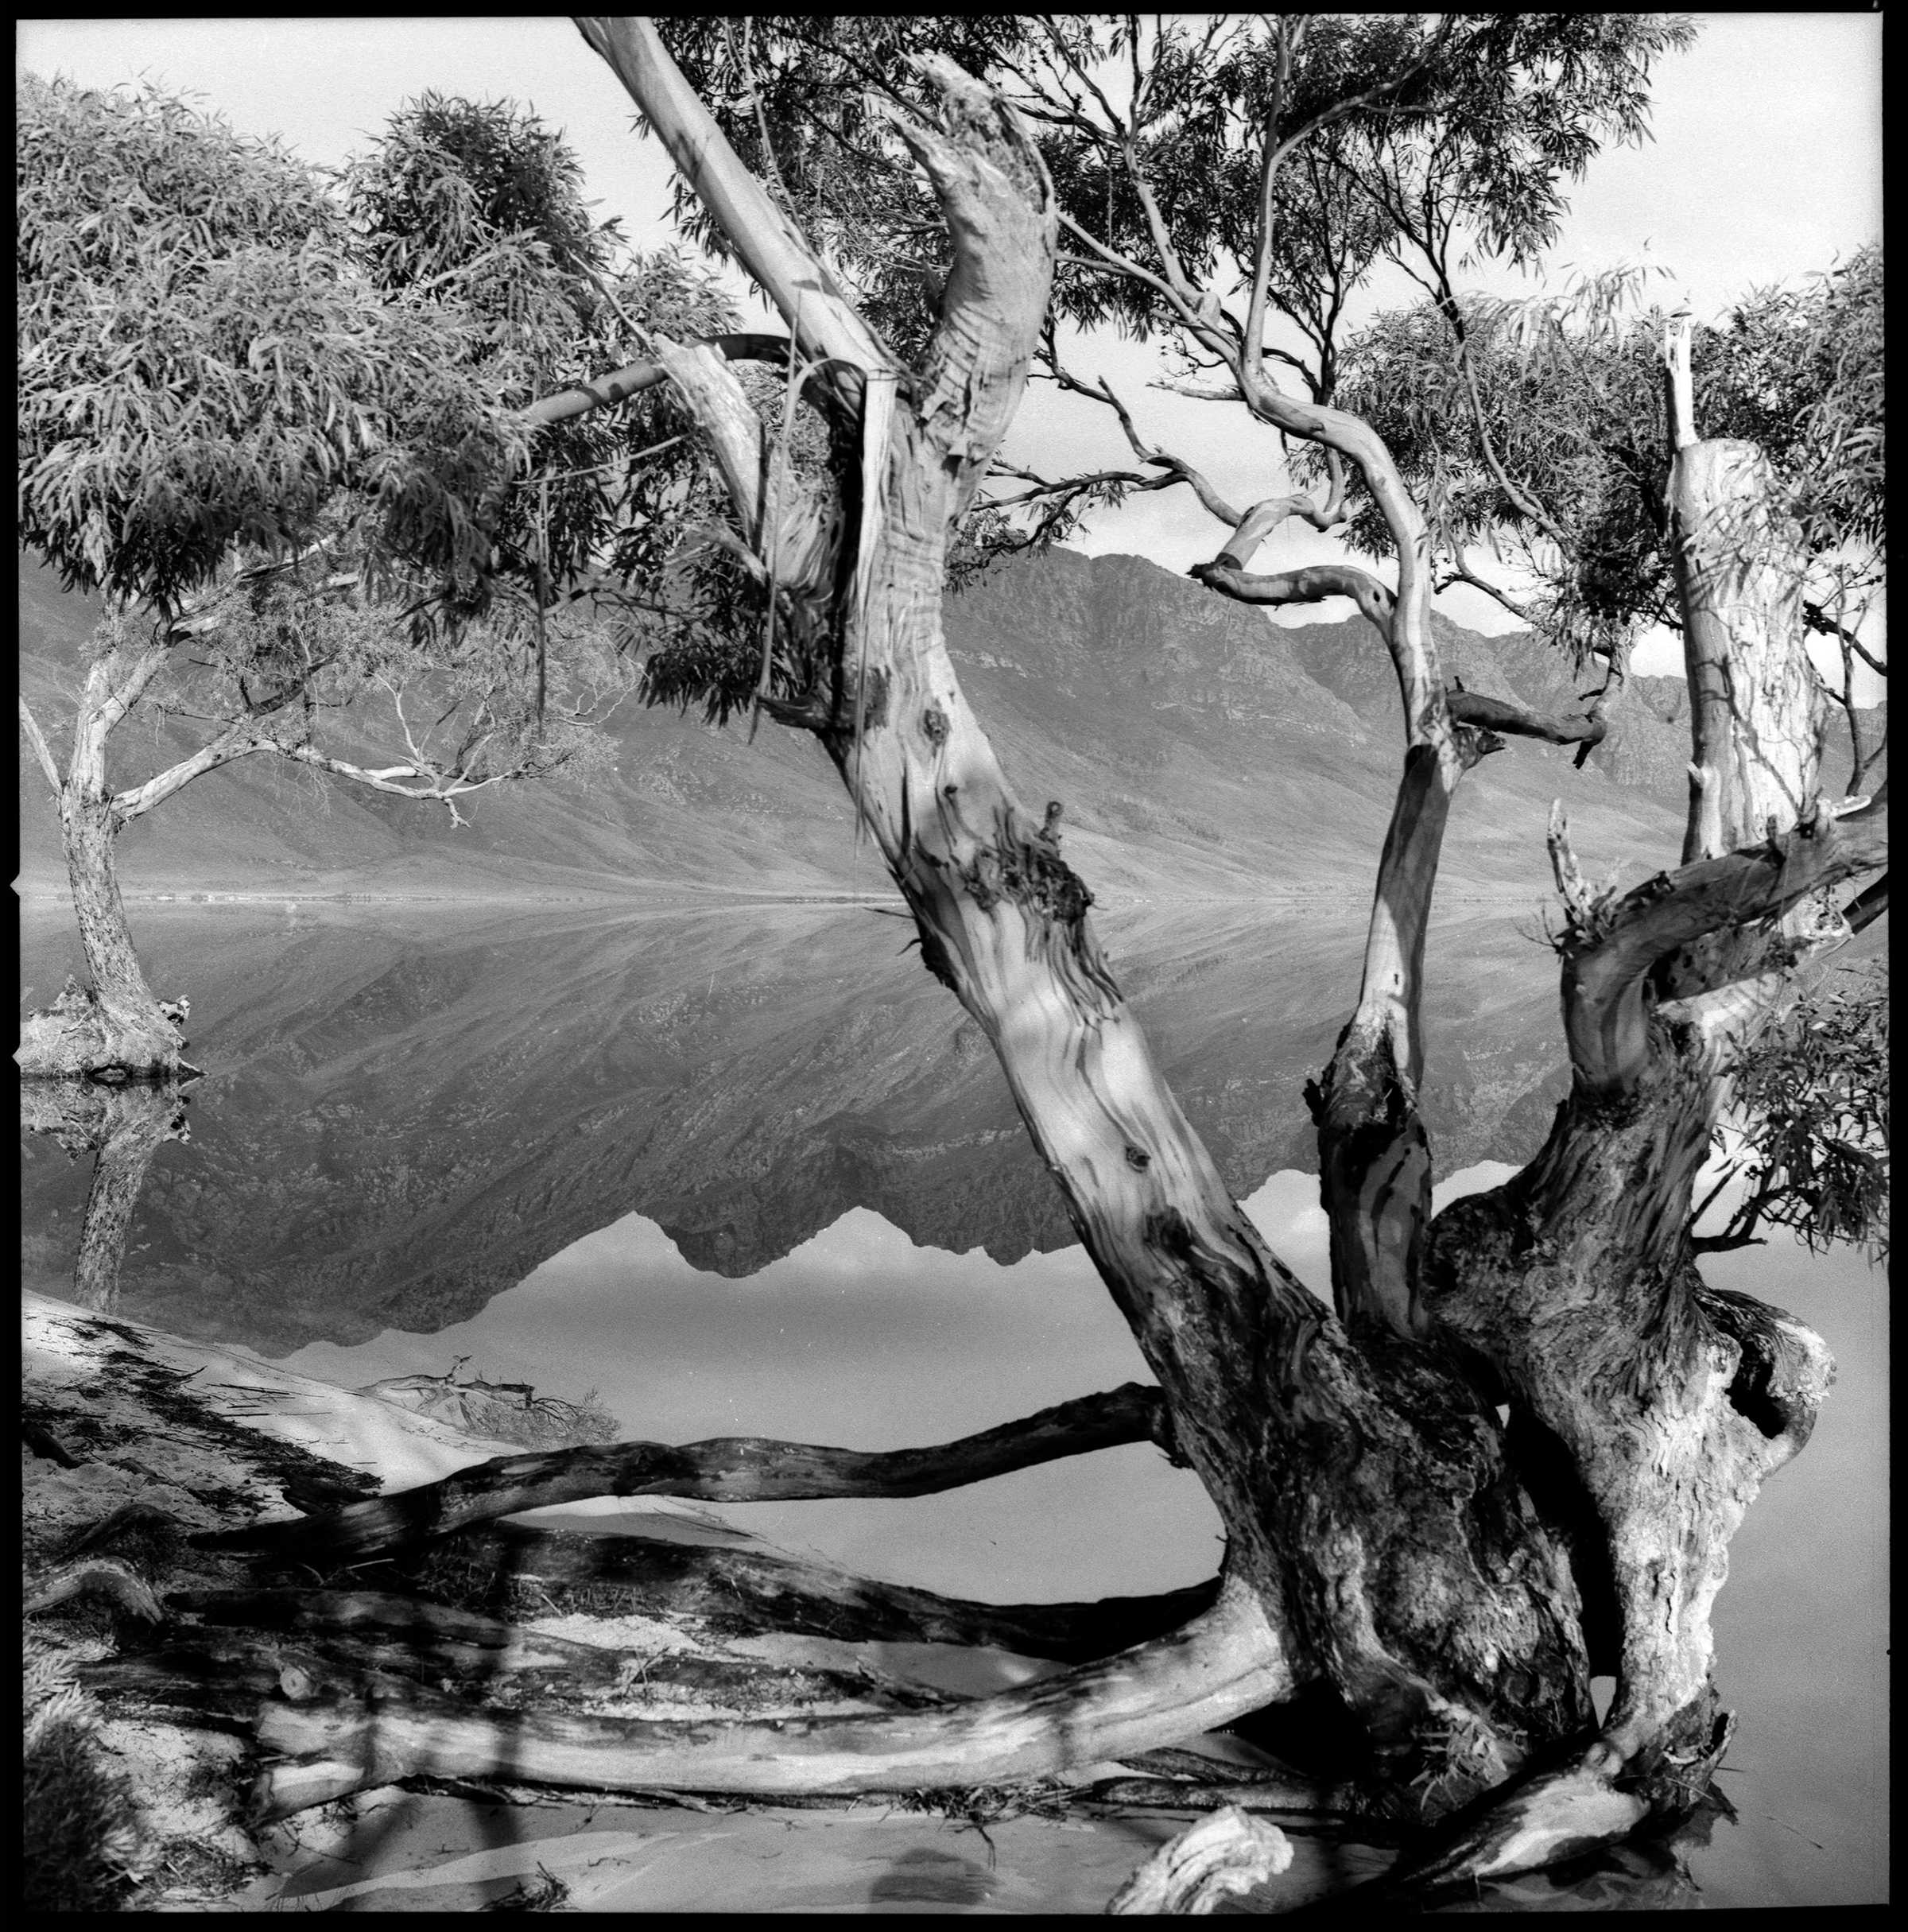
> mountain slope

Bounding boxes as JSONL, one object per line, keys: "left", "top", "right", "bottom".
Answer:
{"left": 21, "top": 546, "right": 1732, "bottom": 908}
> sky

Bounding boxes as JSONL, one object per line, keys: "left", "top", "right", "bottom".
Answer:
{"left": 17, "top": 14, "right": 1884, "bottom": 673}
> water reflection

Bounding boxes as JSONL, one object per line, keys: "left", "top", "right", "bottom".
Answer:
{"left": 18, "top": 897, "right": 1567, "bottom": 1353}
{"left": 20, "top": 1076, "right": 189, "bottom": 1311}
{"left": 17, "top": 898, "right": 1886, "bottom": 1907}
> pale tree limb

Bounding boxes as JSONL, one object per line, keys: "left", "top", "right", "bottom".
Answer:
{"left": 19, "top": 696, "right": 64, "bottom": 798}
{"left": 199, "top": 1383, "right": 1174, "bottom": 1564}
{"left": 1447, "top": 691, "right": 1607, "bottom": 762}
{"left": 1189, "top": 560, "right": 1394, "bottom": 636}
{"left": 525, "top": 333, "right": 795, "bottom": 428}
{"left": 573, "top": 19, "right": 888, "bottom": 391}
{"left": 277, "top": 743, "right": 511, "bottom": 824}
{"left": 247, "top": 1573, "right": 1295, "bottom": 1818}
{"left": 1436, "top": 557, "right": 1534, "bottom": 626}
{"left": 111, "top": 720, "right": 280, "bottom": 821}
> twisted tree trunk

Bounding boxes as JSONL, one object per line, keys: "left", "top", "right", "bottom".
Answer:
{"left": 191, "top": 30, "right": 1881, "bottom": 1907}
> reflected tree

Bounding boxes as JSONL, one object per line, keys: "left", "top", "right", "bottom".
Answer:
{"left": 20, "top": 1042, "right": 190, "bottom": 1312}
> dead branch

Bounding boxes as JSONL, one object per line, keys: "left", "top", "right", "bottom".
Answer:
{"left": 196, "top": 1383, "right": 1171, "bottom": 1563}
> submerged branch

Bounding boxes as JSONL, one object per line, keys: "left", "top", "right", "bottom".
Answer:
{"left": 196, "top": 1383, "right": 1173, "bottom": 1563}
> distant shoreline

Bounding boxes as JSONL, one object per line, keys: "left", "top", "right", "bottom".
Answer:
{"left": 17, "top": 884, "right": 1540, "bottom": 910}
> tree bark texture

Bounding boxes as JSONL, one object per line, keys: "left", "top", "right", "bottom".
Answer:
{"left": 1416, "top": 428, "right": 1878, "bottom": 1816}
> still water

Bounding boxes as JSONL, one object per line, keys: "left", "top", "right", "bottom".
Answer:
{"left": 19, "top": 898, "right": 1887, "bottom": 1907}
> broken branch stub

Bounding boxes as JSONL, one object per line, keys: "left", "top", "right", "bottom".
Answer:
{"left": 1105, "top": 1804, "right": 1294, "bottom": 1915}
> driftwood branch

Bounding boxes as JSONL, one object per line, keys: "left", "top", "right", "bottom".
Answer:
{"left": 196, "top": 1383, "right": 1172, "bottom": 1563}
{"left": 83, "top": 1620, "right": 949, "bottom": 1735}
{"left": 168, "top": 1585, "right": 945, "bottom": 1709}
{"left": 24, "top": 1557, "right": 164, "bottom": 1622}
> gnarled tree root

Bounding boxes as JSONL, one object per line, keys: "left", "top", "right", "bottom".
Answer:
{"left": 196, "top": 1382, "right": 1174, "bottom": 1564}
{"left": 246, "top": 1573, "right": 1294, "bottom": 1819}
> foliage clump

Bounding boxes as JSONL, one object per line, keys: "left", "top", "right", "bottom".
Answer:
{"left": 1700, "top": 960, "right": 1889, "bottom": 1261}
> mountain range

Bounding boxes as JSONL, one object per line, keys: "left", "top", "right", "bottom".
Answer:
{"left": 28, "top": 543, "right": 1879, "bottom": 911}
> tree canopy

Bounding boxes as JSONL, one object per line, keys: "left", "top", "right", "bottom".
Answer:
{"left": 1326, "top": 246, "right": 1886, "bottom": 686}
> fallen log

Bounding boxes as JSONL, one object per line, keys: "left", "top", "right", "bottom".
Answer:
{"left": 80, "top": 1620, "right": 946, "bottom": 1729}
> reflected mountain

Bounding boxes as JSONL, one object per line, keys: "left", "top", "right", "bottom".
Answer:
{"left": 21, "top": 897, "right": 1574, "bottom": 1356}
